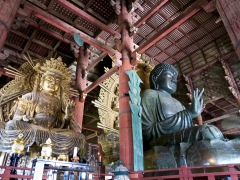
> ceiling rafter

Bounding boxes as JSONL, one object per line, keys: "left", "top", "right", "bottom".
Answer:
{"left": 134, "top": 0, "right": 169, "bottom": 28}
{"left": 70, "top": 0, "right": 108, "bottom": 24}
{"left": 32, "top": 39, "right": 53, "bottom": 50}
{"left": 5, "top": 42, "right": 23, "bottom": 51}
{"left": 22, "top": 29, "right": 38, "bottom": 54}
{"left": 48, "top": 40, "right": 62, "bottom": 57}
{"left": 24, "top": 2, "right": 118, "bottom": 56}
{"left": 136, "top": 1, "right": 202, "bottom": 54}
{"left": 185, "top": 59, "right": 218, "bottom": 77}
{"left": 173, "top": 25, "right": 224, "bottom": 66}
{"left": 53, "top": 0, "right": 120, "bottom": 38}
{"left": 10, "top": 30, "right": 30, "bottom": 40}
{"left": 223, "top": 127, "right": 240, "bottom": 135}
{"left": 83, "top": 0, "right": 94, "bottom": 11}
{"left": 225, "top": 96, "right": 239, "bottom": 107}
{"left": 203, "top": 111, "right": 239, "bottom": 124}
{"left": 209, "top": 102, "right": 227, "bottom": 112}
{"left": 26, "top": 19, "right": 78, "bottom": 46}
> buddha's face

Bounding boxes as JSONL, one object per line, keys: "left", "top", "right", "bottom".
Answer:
{"left": 41, "top": 74, "right": 61, "bottom": 95}
{"left": 156, "top": 70, "right": 177, "bottom": 94}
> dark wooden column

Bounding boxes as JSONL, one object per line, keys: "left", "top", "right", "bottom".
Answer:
{"left": 215, "top": 0, "right": 240, "bottom": 58}
{"left": 0, "top": 0, "right": 21, "bottom": 53}
{"left": 74, "top": 45, "right": 88, "bottom": 131}
{"left": 118, "top": 0, "right": 134, "bottom": 171}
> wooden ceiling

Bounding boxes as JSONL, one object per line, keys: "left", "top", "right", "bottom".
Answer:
{"left": 0, "top": 0, "right": 240, "bottom": 138}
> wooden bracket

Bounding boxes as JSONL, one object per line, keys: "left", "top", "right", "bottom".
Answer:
{"left": 110, "top": 51, "right": 122, "bottom": 67}
{"left": 131, "top": 52, "right": 141, "bottom": 66}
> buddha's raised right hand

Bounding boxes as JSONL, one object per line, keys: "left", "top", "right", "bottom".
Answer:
{"left": 188, "top": 88, "right": 204, "bottom": 118}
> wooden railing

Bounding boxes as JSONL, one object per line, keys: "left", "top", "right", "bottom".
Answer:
{"left": 1, "top": 164, "right": 240, "bottom": 180}
{"left": 130, "top": 164, "right": 240, "bottom": 180}
{"left": 0, "top": 165, "right": 114, "bottom": 180}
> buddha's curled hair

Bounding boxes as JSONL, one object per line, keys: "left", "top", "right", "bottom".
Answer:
{"left": 149, "top": 63, "right": 178, "bottom": 89}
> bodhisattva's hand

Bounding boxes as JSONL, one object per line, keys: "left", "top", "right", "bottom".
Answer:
{"left": 188, "top": 88, "right": 204, "bottom": 118}
{"left": 64, "top": 100, "right": 75, "bottom": 120}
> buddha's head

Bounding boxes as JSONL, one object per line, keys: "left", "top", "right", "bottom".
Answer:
{"left": 35, "top": 57, "right": 71, "bottom": 95}
{"left": 150, "top": 63, "right": 178, "bottom": 94}
{"left": 40, "top": 71, "right": 62, "bottom": 95}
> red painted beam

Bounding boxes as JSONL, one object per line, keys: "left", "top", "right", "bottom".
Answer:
{"left": 86, "top": 53, "right": 107, "bottom": 72}
{"left": 54, "top": 0, "right": 121, "bottom": 38}
{"left": 203, "top": 111, "right": 239, "bottom": 124}
{"left": 83, "top": 66, "right": 119, "bottom": 94}
{"left": 24, "top": 2, "right": 117, "bottom": 56}
{"left": 0, "top": 68, "right": 15, "bottom": 78}
{"left": 26, "top": 19, "right": 78, "bottom": 46}
{"left": 134, "top": 0, "right": 169, "bottom": 28}
{"left": 223, "top": 127, "right": 240, "bottom": 135}
{"left": 135, "top": 1, "right": 202, "bottom": 54}
{"left": 27, "top": 19, "right": 108, "bottom": 71}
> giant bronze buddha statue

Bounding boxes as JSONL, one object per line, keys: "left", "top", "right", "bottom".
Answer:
{"left": 0, "top": 57, "right": 85, "bottom": 155}
{"left": 141, "top": 63, "right": 240, "bottom": 169}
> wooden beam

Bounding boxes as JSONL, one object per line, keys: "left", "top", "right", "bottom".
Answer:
{"left": 27, "top": 20, "right": 78, "bottom": 46}
{"left": 82, "top": 125, "right": 104, "bottom": 134}
{"left": 83, "top": 66, "right": 119, "bottom": 94}
{"left": 184, "top": 51, "right": 237, "bottom": 78}
{"left": 223, "top": 128, "right": 240, "bottom": 135}
{"left": 83, "top": 0, "right": 94, "bottom": 11}
{"left": 53, "top": 0, "right": 121, "bottom": 38}
{"left": 86, "top": 53, "right": 107, "bottom": 72}
{"left": 134, "top": 0, "right": 169, "bottom": 28}
{"left": 135, "top": 1, "right": 202, "bottom": 54}
{"left": 0, "top": 68, "right": 14, "bottom": 78}
{"left": 203, "top": 111, "right": 239, "bottom": 124}
{"left": 32, "top": 39, "right": 53, "bottom": 50}
{"left": 185, "top": 60, "right": 218, "bottom": 77}
{"left": 85, "top": 132, "right": 98, "bottom": 141}
{"left": 24, "top": 2, "right": 118, "bottom": 56}
{"left": 71, "top": 0, "right": 107, "bottom": 23}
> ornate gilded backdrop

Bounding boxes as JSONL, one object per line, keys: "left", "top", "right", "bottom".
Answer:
{"left": 93, "top": 56, "right": 153, "bottom": 165}
{"left": 0, "top": 59, "right": 44, "bottom": 123}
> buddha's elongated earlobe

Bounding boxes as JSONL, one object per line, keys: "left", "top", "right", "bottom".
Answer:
{"left": 151, "top": 76, "right": 158, "bottom": 90}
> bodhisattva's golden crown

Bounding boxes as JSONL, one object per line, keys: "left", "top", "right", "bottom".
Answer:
{"left": 35, "top": 57, "right": 72, "bottom": 84}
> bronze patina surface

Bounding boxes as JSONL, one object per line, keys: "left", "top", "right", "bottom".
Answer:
{"left": 141, "top": 63, "right": 240, "bottom": 168}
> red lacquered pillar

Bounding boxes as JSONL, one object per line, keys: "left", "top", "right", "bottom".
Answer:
{"left": 74, "top": 46, "right": 88, "bottom": 131}
{"left": 0, "top": 0, "right": 21, "bottom": 51}
{"left": 118, "top": 0, "right": 134, "bottom": 171}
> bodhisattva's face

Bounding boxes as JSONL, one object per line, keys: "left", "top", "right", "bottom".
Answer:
{"left": 41, "top": 74, "right": 61, "bottom": 95}
{"left": 156, "top": 71, "right": 177, "bottom": 94}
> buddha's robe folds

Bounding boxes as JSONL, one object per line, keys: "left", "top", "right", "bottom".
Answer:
{"left": 141, "top": 89, "right": 223, "bottom": 149}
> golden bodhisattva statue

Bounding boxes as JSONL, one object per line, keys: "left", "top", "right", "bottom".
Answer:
{"left": 6, "top": 57, "right": 74, "bottom": 129}
{"left": 0, "top": 56, "right": 85, "bottom": 155}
